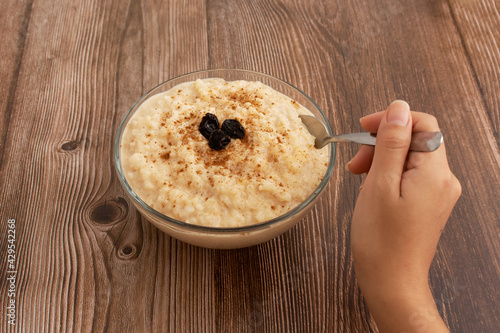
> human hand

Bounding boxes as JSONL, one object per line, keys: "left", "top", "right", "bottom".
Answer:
{"left": 347, "top": 100, "right": 461, "bottom": 332}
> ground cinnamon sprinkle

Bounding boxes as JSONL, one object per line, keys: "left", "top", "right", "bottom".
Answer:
{"left": 160, "top": 152, "right": 170, "bottom": 160}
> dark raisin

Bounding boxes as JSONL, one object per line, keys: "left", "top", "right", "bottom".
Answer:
{"left": 208, "top": 130, "right": 231, "bottom": 150}
{"left": 221, "top": 119, "right": 245, "bottom": 139}
{"left": 199, "top": 113, "right": 220, "bottom": 139}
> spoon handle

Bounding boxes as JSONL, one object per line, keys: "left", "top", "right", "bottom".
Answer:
{"left": 322, "top": 131, "right": 443, "bottom": 152}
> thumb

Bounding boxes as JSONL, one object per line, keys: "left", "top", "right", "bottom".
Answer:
{"left": 367, "top": 100, "right": 412, "bottom": 196}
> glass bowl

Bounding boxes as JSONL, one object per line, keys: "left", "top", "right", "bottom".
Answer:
{"left": 114, "top": 69, "right": 336, "bottom": 249}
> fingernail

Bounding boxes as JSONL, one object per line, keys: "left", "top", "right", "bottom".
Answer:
{"left": 345, "top": 160, "right": 352, "bottom": 172}
{"left": 387, "top": 100, "right": 410, "bottom": 126}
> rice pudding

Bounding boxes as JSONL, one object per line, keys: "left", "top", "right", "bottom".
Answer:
{"left": 120, "top": 78, "right": 329, "bottom": 227}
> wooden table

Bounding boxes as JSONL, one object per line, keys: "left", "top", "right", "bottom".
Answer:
{"left": 1, "top": 0, "right": 499, "bottom": 331}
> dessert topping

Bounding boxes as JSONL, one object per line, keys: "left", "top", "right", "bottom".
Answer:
{"left": 208, "top": 130, "right": 231, "bottom": 150}
{"left": 221, "top": 119, "right": 245, "bottom": 139}
{"left": 199, "top": 113, "right": 220, "bottom": 139}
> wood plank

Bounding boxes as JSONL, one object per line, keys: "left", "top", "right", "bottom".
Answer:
{"left": 0, "top": 0, "right": 33, "bottom": 164}
{"left": 206, "top": 0, "right": 375, "bottom": 331}
{"left": 133, "top": 1, "right": 213, "bottom": 332}
{"left": 447, "top": 0, "right": 500, "bottom": 143}
{"left": 0, "top": 0, "right": 212, "bottom": 332}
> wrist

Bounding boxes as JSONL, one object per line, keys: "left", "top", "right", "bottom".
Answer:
{"left": 360, "top": 282, "right": 449, "bottom": 332}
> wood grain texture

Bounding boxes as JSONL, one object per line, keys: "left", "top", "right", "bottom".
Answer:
{"left": 447, "top": 0, "right": 500, "bottom": 144}
{"left": 0, "top": 0, "right": 33, "bottom": 165}
{"left": 0, "top": 0, "right": 499, "bottom": 332}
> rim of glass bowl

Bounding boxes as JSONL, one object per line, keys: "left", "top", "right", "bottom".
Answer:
{"left": 113, "top": 69, "right": 336, "bottom": 233}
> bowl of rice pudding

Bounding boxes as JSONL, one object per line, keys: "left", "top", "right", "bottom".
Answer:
{"left": 114, "top": 69, "right": 335, "bottom": 249}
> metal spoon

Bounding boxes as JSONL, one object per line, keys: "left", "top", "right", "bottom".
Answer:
{"left": 299, "top": 115, "right": 443, "bottom": 152}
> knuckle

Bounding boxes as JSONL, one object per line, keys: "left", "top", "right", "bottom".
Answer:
{"left": 377, "top": 134, "right": 410, "bottom": 150}
{"left": 407, "top": 152, "right": 425, "bottom": 168}
{"left": 441, "top": 173, "right": 462, "bottom": 199}
{"left": 452, "top": 176, "right": 462, "bottom": 198}
{"left": 423, "top": 114, "right": 440, "bottom": 130}
{"left": 427, "top": 115, "right": 439, "bottom": 127}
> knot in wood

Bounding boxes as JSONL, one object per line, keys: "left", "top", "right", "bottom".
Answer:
{"left": 90, "top": 197, "right": 128, "bottom": 224}
{"left": 61, "top": 140, "right": 79, "bottom": 151}
{"left": 118, "top": 244, "right": 138, "bottom": 259}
